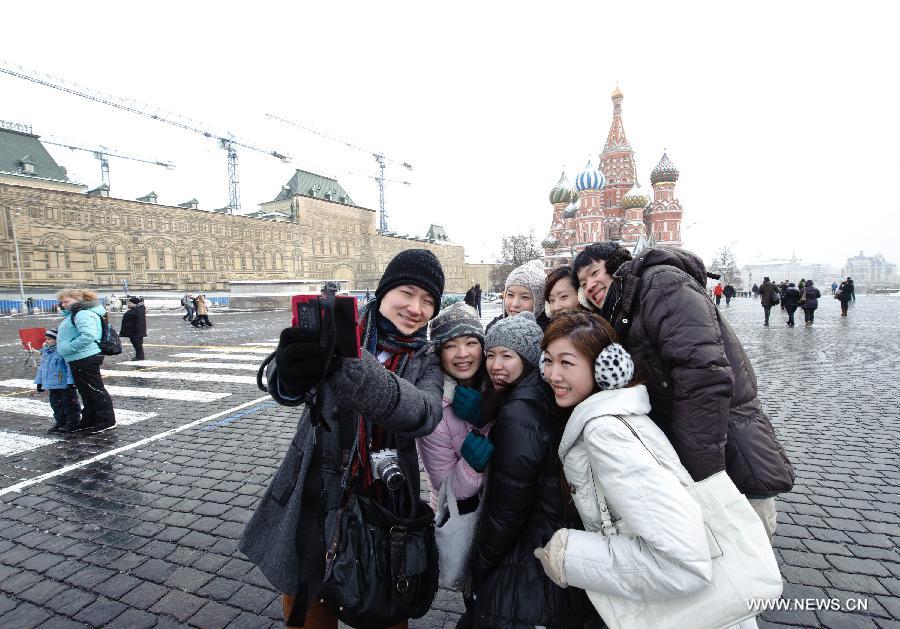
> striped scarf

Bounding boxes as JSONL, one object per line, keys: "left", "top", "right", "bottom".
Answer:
{"left": 350, "top": 301, "right": 428, "bottom": 488}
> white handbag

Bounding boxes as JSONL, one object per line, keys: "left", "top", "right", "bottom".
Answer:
{"left": 434, "top": 480, "right": 481, "bottom": 591}
{"left": 587, "top": 417, "right": 784, "bottom": 629}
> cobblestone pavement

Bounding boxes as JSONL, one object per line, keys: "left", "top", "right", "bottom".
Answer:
{"left": 0, "top": 297, "right": 896, "bottom": 628}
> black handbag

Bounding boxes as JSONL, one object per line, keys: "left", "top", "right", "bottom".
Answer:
{"left": 319, "top": 491, "right": 439, "bottom": 627}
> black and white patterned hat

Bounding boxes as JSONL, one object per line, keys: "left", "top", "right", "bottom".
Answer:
{"left": 594, "top": 343, "right": 634, "bottom": 390}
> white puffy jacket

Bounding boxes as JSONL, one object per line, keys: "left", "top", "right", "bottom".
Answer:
{"left": 558, "top": 385, "right": 713, "bottom": 600}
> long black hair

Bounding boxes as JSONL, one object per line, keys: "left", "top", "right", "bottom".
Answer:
{"left": 480, "top": 360, "right": 535, "bottom": 423}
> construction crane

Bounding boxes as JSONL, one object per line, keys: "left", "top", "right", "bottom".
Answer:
{"left": 265, "top": 113, "right": 412, "bottom": 233}
{"left": 42, "top": 137, "right": 174, "bottom": 192}
{"left": 0, "top": 58, "right": 290, "bottom": 213}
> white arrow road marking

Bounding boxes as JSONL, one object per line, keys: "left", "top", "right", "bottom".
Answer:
{"left": 116, "top": 360, "right": 259, "bottom": 371}
{"left": 0, "top": 430, "right": 59, "bottom": 456}
{"left": 0, "top": 397, "right": 156, "bottom": 425}
{"left": 0, "top": 380, "right": 230, "bottom": 403}
{"left": 100, "top": 370, "right": 258, "bottom": 385}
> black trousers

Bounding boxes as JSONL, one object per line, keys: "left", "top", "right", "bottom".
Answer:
{"left": 804, "top": 307, "right": 816, "bottom": 324}
{"left": 48, "top": 388, "right": 81, "bottom": 426}
{"left": 715, "top": 295, "right": 721, "bottom": 306}
{"left": 192, "top": 315, "right": 211, "bottom": 326}
{"left": 763, "top": 306, "right": 772, "bottom": 324}
{"left": 68, "top": 354, "right": 116, "bottom": 426}
{"left": 841, "top": 301, "right": 849, "bottom": 315}
{"left": 785, "top": 306, "right": 797, "bottom": 326}
{"left": 130, "top": 336, "right": 145, "bottom": 360}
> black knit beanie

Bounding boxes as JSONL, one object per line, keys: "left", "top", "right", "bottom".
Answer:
{"left": 376, "top": 249, "right": 445, "bottom": 317}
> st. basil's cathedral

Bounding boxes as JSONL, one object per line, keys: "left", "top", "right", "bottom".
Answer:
{"left": 541, "top": 86, "right": 683, "bottom": 267}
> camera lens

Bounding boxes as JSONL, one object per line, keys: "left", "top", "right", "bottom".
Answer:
{"left": 377, "top": 460, "right": 405, "bottom": 491}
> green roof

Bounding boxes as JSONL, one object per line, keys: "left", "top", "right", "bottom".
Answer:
{"left": 0, "top": 127, "right": 71, "bottom": 181}
{"left": 273, "top": 169, "right": 354, "bottom": 205}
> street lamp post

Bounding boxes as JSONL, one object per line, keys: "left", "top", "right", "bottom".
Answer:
{"left": 4, "top": 206, "right": 26, "bottom": 308}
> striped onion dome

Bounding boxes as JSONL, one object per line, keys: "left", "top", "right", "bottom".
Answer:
{"left": 575, "top": 160, "right": 606, "bottom": 192}
{"left": 542, "top": 233, "right": 559, "bottom": 248}
{"left": 621, "top": 183, "right": 650, "bottom": 209}
{"left": 549, "top": 171, "right": 576, "bottom": 204}
{"left": 563, "top": 200, "right": 578, "bottom": 219}
{"left": 650, "top": 152, "right": 679, "bottom": 184}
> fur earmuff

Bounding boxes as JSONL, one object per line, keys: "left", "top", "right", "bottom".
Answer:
{"left": 594, "top": 343, "right": 634, "bottom": 390}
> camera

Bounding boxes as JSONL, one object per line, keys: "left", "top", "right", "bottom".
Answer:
{"left": 370, "top": 449, "right": 405, "bottom": 491}
{"left": 291, "top": 282, "right": 361, "bottom": 359}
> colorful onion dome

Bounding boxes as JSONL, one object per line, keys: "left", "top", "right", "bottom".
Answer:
{"left": 650, "top": 152, "right": 679, "bottom": 184}
{"left": 548, "top": 171, "right": 576, "bottom": 205}
{"left": 541, "top": 233, "right": 559, "bottom": 248}
{"left": 621, "top": 183, "right": 650, "bottom": 209}
{"left": 563, "top": 201, "right": 578, "bottom": 219}
{"left": 575, "top": 160, "right": 606, "bottom": 192}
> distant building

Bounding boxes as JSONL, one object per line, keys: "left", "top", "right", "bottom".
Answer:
{"left": 541, "top": 87, "right": 683, "bottom": 267}
{"left": 0, "top": 125, "right": 478, "bottom": 292}
{"left": 842, "top": 252, "right": 897, "bottom": 288}
{"left": 741, "top": 257, "right": 841, "bottom": 290}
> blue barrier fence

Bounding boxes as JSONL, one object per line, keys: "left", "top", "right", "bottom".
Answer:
{"left": 1, "top": 296, "right": 230, "bottom": 315}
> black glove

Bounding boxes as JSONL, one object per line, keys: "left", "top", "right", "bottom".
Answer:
{"left": 275, "top": 327, "right": 332, "bottom": 399}
{"left": 36, "top": 384, "right": 43, "bottom": 393}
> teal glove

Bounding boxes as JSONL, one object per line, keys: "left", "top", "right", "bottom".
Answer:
{"left": 460, "top": 431, "right": 493, "bottom": 473}
{"left": 452, "top": 385, "right": 483, "bottom": 427}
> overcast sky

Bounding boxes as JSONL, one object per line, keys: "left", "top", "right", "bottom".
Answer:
{"left": 2, "top": 2, "right": 898, "bottom": 269}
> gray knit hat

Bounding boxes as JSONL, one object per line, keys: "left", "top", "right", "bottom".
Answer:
{"left": 431, "top": 302, "right": 484, "bottom": 347}
{"left": 485, "top": 311, "right": 543, "bottom": 369}
{"left": 505, "top": 259, "right": 547, "bottom": 317}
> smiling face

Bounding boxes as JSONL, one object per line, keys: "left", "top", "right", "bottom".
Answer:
{"left": 378, "top": 285, "right": 435, "bottom": 335}
{"left": 542, "top": 337, "right": 596, "bottom": 408}
{"left": 576, "top": 260, "right": 613, "bottom": 309}
{"left": 504, "top": 285, "right": 534, "bottom": 316}
{"left": 486, "top": 345, "right": 524, "bottom": 390}
{"left": 547, "top": 278, "right": 578, "bottom": 316}
{"left": 440, "top": 335, "right": 483, "bottom": 386}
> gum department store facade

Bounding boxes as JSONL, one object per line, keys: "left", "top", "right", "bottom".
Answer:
{"left": 542, "top": 86, "right": 683, "bottom": 266}
{"left": 0, "top": 122, "right": 479, "bottom": 294}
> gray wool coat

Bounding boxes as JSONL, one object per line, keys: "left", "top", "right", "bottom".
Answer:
{"left": 239, "top": 346, "right": 444, "bottom": 596}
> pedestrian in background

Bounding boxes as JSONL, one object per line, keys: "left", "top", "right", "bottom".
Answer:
{"left": 191, "top": 295, "right": 213, "bottom": 327}
{"left": 801, "top": 279, "right": 821, "bottom": 326}
{"left": 752, "top": 283, "right": 759, "bottom": 299}
{"left": 464, "top": 284, "right": 477, "bottom": 309}
{"left": 758, "top": 277, "right": 779, "bottom": 326}
{"left": 26, "top": 296, "right": 35, "bottom": 315}
{"left": 713, "top": 282, "right": 723, "bottom": 306}
{"left": 56, "top": 288, "right": 116, "bottom": 433}
{"left": 543, "top": 265, "right": 583, "bottom": 318}
{"left": 574, "top": 243, "right": 794, "bottom": 540}
{"left": 724, "top": 283, "right": 736, "bottom": 306}
{"left": 486, "top": 259, "right": 549, "bottom": 333}
{"left": 782, "top": 282, "right": 801, "bottom": 327}
{"left": 831, "top": 281, "right": 838, "bottom": 295}
{"left": 473, "top": 283, "right": 482, "bottom": 317}
{"left": 120, "top": 296, "right": 147, "bottom": 360}
{"left": 181, "top": 293, "right": 194, "bottom": 321}
{"left": 34, "top": 328, "right": 81, "bottom": 433}
{"left": 837, "top": 279, "right": 853, "bottom": 317}
{"left": 844, "top": 276, "right": 856, "bottom": 301}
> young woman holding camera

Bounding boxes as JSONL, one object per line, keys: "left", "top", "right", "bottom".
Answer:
{"left": 241, "top": 249, "right": 446, "bottom": 629}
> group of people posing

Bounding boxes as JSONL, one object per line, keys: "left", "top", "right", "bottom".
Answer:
{"left": 241, "top": 244, "right": 794, "bottom": 629}
{"left": 757, "top": 276, "right": 856, "bottom": 326}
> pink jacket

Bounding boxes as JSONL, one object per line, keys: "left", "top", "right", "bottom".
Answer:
{"left": 417, "top": 377, "right": 489, "bottom": 507}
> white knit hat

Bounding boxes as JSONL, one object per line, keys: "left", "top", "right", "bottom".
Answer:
{"left": 505, "top": 259, "right": 547, "bottom": 317}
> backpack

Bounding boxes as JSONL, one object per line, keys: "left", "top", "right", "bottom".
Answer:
{"left": 75, "top": 309, "right": 123, "bottom": 356}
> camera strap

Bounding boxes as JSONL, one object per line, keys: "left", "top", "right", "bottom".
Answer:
{"left": 305, "top": 286, "right": 340, "bottom": 432}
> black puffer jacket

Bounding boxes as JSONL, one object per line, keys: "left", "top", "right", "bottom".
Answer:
{"left": 119, "top": 304, "right": 147, "bottom": 338}
{"left": 468, "top": 371, "right": 593, "bottom": 629}
{"left": 605, "top": 247, "right": 794, "bottom": 498}
{"left": 782, "top": 287, "right": 801, "bottom": 309}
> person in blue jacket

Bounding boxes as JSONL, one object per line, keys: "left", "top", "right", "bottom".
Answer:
{"left": 34, "top": 328, "right": 82, "bottom": 433}
{"left": 56, "top": 288, "right": 116, "bottom": 433}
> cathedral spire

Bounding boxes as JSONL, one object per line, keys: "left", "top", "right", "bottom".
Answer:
{"left": 603, "top": 84, "right": 631, "bottom": 153}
